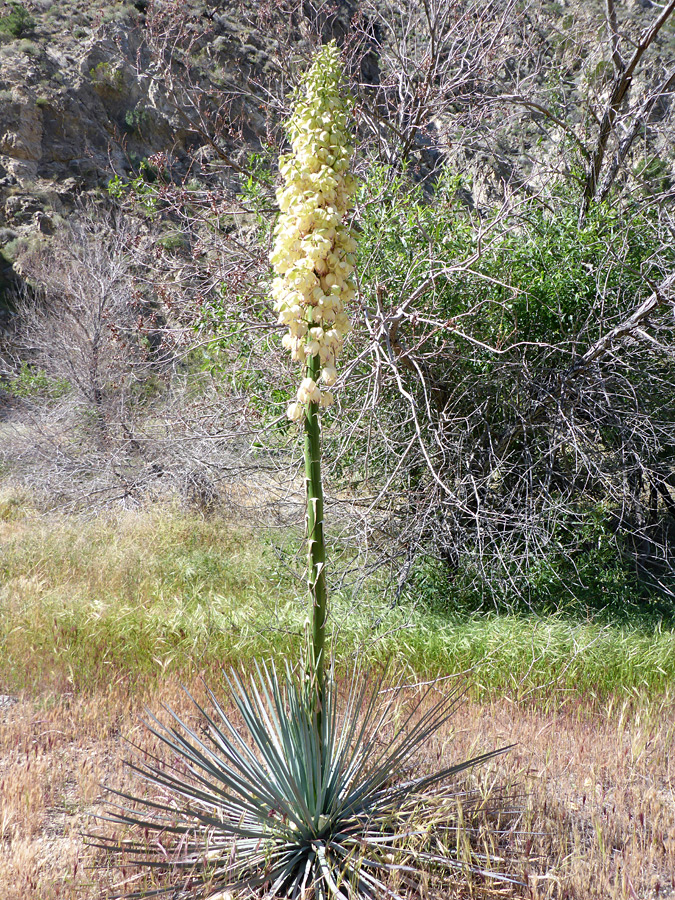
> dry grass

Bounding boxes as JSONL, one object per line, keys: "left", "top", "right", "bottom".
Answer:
{"left": 0, "top": 679, "right": 673, "bottom": 900}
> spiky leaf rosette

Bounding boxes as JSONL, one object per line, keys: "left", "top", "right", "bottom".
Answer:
{"left": 92, "top": 664, "right": 519, "bottom": 899}
{"left": 270, "top": 42, "right": 357, "bottom": 420}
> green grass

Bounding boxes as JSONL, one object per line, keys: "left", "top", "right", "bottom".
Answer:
{"left": 374, "top": 607, "right": 675, "bottom": 701}
{"left": 1, "top": 497, "right": 674, "bottom": 703}
{"left": 0, "top": 502, "right": 304, "bottom": 690}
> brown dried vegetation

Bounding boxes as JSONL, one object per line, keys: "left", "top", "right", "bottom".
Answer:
{"left": 0, "top": 678, "right": 673, "bottom": 899}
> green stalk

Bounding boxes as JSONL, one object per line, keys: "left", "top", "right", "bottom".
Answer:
{"left": 304, "top": 351, "right": 327, "bottom": 712}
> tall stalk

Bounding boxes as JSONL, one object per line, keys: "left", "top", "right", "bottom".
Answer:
{"left": 304, "top": 352, "right": 327, "bottom": 704}
{"left": 269, "top": 42, "right": 356, "bottom": 717}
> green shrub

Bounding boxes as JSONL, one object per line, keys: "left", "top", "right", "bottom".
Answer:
{"left": 124, "top": 104, "right": 151, "bottom": 135}
{"left": 17, "top": 37, "right": 38, "bottom": 55}
{"left": 100, "top": 3, "right": 134, "bottom": 24}
{"left": 0, "top": 2, "right": 35, "bottom": 38}
{"left": 89, "top": 60, "right": 124, "bottom": 93}
{"left": 346, "top": 165, "right": 675, "bottom": 613}
{"left": 158, "top": 231, "right": 188, "bottom": 252}
{"left": 107, "top": 166, "right": 159, "bottom": 214}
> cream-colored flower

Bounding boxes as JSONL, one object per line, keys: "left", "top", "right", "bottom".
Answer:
{"left": 270, "top": 42, "right": 355, "bottom": 420}
{"left": 297, "top": 377, "right": 322, "bottom": 405}
{"left": 321, "top": 365, "right": 337, "bottom": 386}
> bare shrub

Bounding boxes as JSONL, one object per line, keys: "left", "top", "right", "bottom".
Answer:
{"left": 12, "top": 211, "right": 160, "bottom": 431}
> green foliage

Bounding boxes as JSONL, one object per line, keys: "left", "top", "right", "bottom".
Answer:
{"left": 404, "top": 515, "right": 670, "bottom": 627}
{"left": 197, "top": 287, "right": 292, "bottom": 426}
{"left": 158, "top": 230, "right": 188, "bottom": 252}
{"left": 0, "top": 2, "right": 34, "bottom": 37}
{"left": 634, "top": 155, "right": 672, "bottom": 193}
{"left": 5, "top": 361, "right": 71, "bottom": 401}
{"left": 16, "top": 36, "right": 38, "bottom": 55}
{"left": 100, "top": 2, "right": 135, "bottom": 24}
{"left": 107, "top": 168, "right": 159, "bottom": 214}
{"left": 124, "top": 103, "right": 151, "bottom": 136}
{"left": 357, "top": 167, "right": 667, "bottom": 360}
{"left": 349, "top": 164, "right": 675, "bottom": 613}
{"left": 489, "top": 203, "right": 662, "bottom": 346}
{"left": 89, "top": 60, "right": 124, "bottom": 92}
{"left": 187, "top": 149, "right": 287, "bottom": 425}
{"left": 240, "top": 149, "right": 276, "bottom": 195}
{"left": 1, "top": 237, "right": 21, "bottom": 263}
{"left": 518, "top": 509, "right": 645, "bottom": 618}
{"left": 237, "top": 148, "right": 278, "bottom": 240}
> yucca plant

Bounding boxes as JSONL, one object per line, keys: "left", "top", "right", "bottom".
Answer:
{"left": 95, "top": 664, "right": 516, "bottom": 899}
{"left": 95, "top": 43, "right": 517, "bottom": 899}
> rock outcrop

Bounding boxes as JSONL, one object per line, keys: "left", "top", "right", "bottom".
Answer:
{"left": 0, "top": 0, "right": 300, "bottom": 304}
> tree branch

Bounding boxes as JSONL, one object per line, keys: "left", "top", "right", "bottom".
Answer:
{"left": 605, "top": 0, "right": 623, "bottom": 74}
{"left": 566, "top": 272, "right": 675, "bottom": 378}
{"left": 579, "top": 0, "right": 675, "bottom": 223}
{"left": 597, "top": 65, "right": 675, "bottom": 204}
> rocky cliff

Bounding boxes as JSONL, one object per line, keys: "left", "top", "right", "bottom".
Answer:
{"left": 0, "top": 0, "right": 301, "bottom": 309}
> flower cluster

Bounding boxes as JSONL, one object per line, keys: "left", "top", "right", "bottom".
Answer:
{"left": 270, "top": 43, "right": 356, "bottom": 421}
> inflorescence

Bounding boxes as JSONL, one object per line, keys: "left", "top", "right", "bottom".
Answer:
{"left": 270, "top": 43, "right": 356, "bottom": 421}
